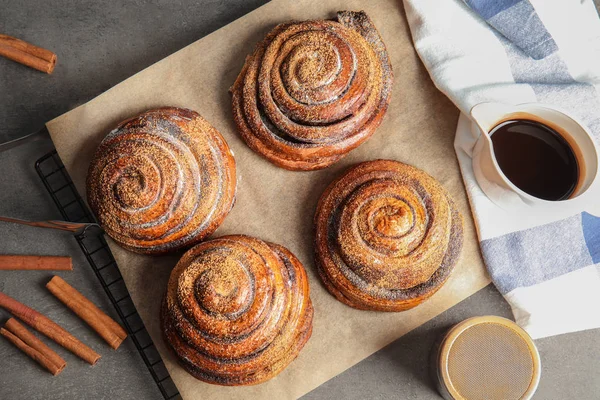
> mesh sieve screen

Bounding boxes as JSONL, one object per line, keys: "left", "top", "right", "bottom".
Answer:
{"left": 446, "top": 322, "right": 535, "bottom": 400}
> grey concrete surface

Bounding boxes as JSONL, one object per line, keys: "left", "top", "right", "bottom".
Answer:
{"left": 1, "top": 1, "right": 599, "bottom": 399}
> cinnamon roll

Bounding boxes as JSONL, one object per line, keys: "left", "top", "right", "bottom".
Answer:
{"left": 87, "top": 107, "right": 236, "bottom": 255}
{"left": 231, "top": 11, "right": 393, "bottom": 170}
{"left": 314, "top": 160, "right": 463, "bottom": 311}
{"left": 161, "top": 235, "right": 313, "bottom": 385}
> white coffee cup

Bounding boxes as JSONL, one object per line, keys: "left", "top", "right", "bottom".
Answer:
{"left": 469, "top": 102, "right": 599, "bottom": 210}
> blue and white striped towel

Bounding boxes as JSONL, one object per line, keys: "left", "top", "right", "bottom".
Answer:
{"left": 403, "top": 0, "right": 600, "bottom": 339}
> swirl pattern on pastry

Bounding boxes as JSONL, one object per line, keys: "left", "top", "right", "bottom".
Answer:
{"left": 231, "top": 11, "right": 393, "bottom": 170}
{"left": 87, "top": 107, "right": 236, "bottom": 254}
{"left": 314, "top": 160, "right": 463, "bottom": 311}
{"left": 161, "top": 235, "right": 313, "bottom": 386}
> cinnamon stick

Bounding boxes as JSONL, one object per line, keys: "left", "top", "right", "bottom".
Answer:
{"left": 0, "top": 34, "right": 56, "bottom": 74}
{"left": 2, "top": 318, "right": 66, "bottom": 375}
{"left": 0, "top": 291, "right": 100, "bottom": 365}
{"left": 0, "top": 255, "right": 72, "bottom": 271}
{"left": 47, "top": 276, "right": 127, "bottom": 349}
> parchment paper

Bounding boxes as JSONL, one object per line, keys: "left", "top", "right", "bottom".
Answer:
{"left": 45, "top": 0, "right": 490, "bottom": 398}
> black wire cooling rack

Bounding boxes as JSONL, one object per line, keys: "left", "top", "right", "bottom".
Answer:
{"left": 35, "top": 150, "right": 181, "bottom": 400}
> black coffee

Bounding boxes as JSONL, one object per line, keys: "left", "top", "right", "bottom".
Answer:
{"left": 489, "top": 119, "right": 579, "bottom": 201}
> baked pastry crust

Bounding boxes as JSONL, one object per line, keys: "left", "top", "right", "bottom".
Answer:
{"left": 161, "top": 235, "right": 313, "bottom": 386}
{"left": 231, "top": 11, "right": 393, "bottom": 170}
{"left": 87, "top": 107, "right": 236, "bottom": 254}
{"left": 314, "top": 160, "right": 463, "bottom": 311}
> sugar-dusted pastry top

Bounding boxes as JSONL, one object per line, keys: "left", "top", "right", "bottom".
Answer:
{"left": 315, "top": 160, "right": 463, "bottom": 311}
{"left": 231, "top": 11, "right": 393, "bottom": 170}
{"left": 161, "top": 235, "right": 313, "bottom": 386}
{"left": 86, "top": 107, "right": 236, "bottom": 254}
